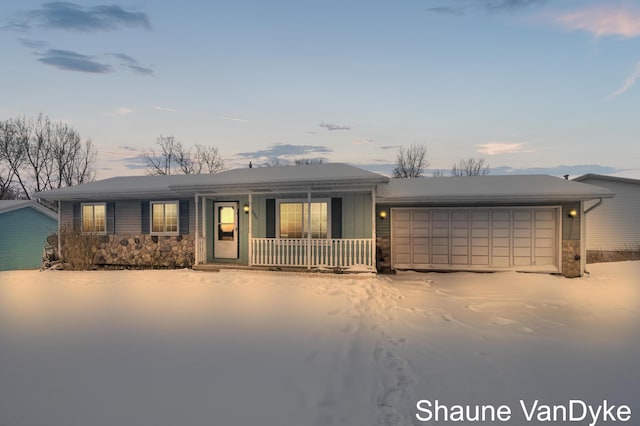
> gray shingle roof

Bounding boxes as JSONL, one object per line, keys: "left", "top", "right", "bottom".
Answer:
{"left": 574, "top": 174, "right": 640, "bottom": 186}
{"left": 377, "top": 175, "right": 614, "bottom": 204}
{"left": 36, "top": 163, "right": 389, "bottom": 201}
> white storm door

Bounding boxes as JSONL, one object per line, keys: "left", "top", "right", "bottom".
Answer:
{"left": 214, "top": 202, "right": 238, "bottom": 259}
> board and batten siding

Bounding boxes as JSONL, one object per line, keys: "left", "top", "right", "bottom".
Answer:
{"left": 0, "top": 207, "right": 57, "bottom": 270}
{"left": 60, "top": 199, "right": 195, "bottom": 235}
{"left": 580, "top": 178, "right": 640, "bottom": 251}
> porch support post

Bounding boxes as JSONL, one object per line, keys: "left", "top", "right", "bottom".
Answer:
{"left": 580, "top": 200, "right": 586, "bottom": 276}
{"left": 202, "top": 196, "right": 207, "bottom": 262}
{"left": 371, "top": 187, "right": 376, "bottom": 270}
{"left": 248, "top": 193, "right": 253, "bottom": 266}
{"left": 195, "top": 194, "right": 199, "bottom": 265}
{"left": 57, "top": 201, "right": 62, "bottom": 260}
{"left": 307, "top": 190, "right": 311, "bottom": 270}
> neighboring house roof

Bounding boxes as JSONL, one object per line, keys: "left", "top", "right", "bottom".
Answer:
{"left": 574, "top": 174, "right": 640, "bottom": 186}
{"left": 376, "top": 175, "right": 614, "bottom": 204}
{"left": 35, "top": 163, "right": 389, "bottom": 201}
{"left": 0, "top": 200, "right": 58, "bottom": 219}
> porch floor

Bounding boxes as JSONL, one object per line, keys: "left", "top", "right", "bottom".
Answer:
{"left": 192, "top": 263, "right": 375, "bottom": 274}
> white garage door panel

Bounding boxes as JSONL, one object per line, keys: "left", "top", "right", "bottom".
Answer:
{"left": 391, "top": 207, "right": 559, "bottom": 272}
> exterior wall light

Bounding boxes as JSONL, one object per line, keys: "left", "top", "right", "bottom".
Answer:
{"left": 243, "top": 203, "right": 250, "bottom": 214}
{"left": 379, "top": 210, "right": 387, "bottom": 220}
{"left": 568, "top": 208, "right": 577, "bottom": 218}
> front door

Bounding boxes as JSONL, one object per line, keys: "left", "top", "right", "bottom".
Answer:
{"left": 214, "top": 202, "right": 238, "bottom": 259}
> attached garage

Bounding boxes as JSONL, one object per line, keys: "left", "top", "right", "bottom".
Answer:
{"left": 391, "top": 207, "right": 560, "bottom": 272}
{"left": 375, "top": 175, "right": 615, "bottom": 277}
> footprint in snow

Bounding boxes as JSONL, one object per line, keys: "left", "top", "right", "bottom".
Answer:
{"left": 490, "top": 316, "right": 517, "bottom": 326}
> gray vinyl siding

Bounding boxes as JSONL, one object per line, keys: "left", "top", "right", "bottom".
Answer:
{"left": 60, "top": 201, "right": 73, "bottom": 227}
{"left": 115, "top": 200, "right": 141, "bottom": 234}
{"left": 580, "top": 179, "right": 640, "bottom": 251}
{"left": 61, "top": 199, "right": 195, "bottom": 235}
{"left": 0, "top": 207, "right": 57, "bottom": 270}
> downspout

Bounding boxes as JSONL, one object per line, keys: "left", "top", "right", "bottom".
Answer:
{"left": 584, "top": 198, "right": 603, "bottom": 214}
{"left": 583, "top": 197, "right": 604, "bottom": 275}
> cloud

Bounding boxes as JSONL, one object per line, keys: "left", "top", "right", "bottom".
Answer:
{"left": 18, "top": 38, "right": 48, "bottom": 49}
{"left": 37, "top": 49, "right": 112, "bottom": 73}
{"left": 24, "top": 2, "right": 151, "bottom": 32}
{"left": 475, "top": 142, "right": 534, "bottom": 155}
{"left": 355, "top": 162, "right": 619, "bottom": 178}
{"left": 490, "top": 164, "right": 618, "bottom": 176}
{"left": 427, "top": 0, "right": 546, "bottom": 15}
{"left": 554, "top": 5, "right": 640, "bottom": 38}
{"left": 122, "top": 154, "right": 148, "bottom": 170}
{"left": 379, "top": 145, "right": 402, "bottom": 150}
{"left": 484, "top": 0, "right": 546, "bottom": 13}
{"left": 153, "top": 106, "right": 176, "bottom": 112}
{"left": 319, "top": 122, "right": 351, "bottom": 131}
{"left": 606, "top": 61, "right": 640, "bottom": 99}
{"left": 218, "top": 116, "right": 250, "bottom": 123}
{"left": 104, "top": 107, "right": 133, "bottom": 116}
{"left": 427, "top": 6, "right": 466, "bottom": 15}
{"left": 236, "top": 143, "right": 333, "bottom": 159}
{"left": 0, "top": 20, "right": 30, "bottom": 32}
{"left": 352, "top": 138, "right": 374, "bottom": 145}
{"left": 107, "top": 53, "right": 153, "bottom": 75}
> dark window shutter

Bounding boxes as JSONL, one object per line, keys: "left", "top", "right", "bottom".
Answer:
{"left": 141, "top": 202, "right": 150, "bottom": 234}
{"left": 179, "top": 200, "right": 189, "bottom": 235}
{"left": 106, "top": 202, "right": 115, "bottom": 234}
{"left": 331, "top": 198, "right": 342, "bottom": 239}
{"left": 266, "top": 198, "right": 276, "bottom": 238}
{"left": 72, "top": 202, "right": 81, "bottom": 231}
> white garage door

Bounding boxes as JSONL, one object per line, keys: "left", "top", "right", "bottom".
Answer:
{"left": 391, "top": 207, "right": 559, "bottom": 272}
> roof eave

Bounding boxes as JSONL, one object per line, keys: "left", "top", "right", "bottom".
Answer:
{"left": 377, "top": 193, "right": 615, "bottom": 204}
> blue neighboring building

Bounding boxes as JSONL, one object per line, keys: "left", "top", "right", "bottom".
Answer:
{"left": 0, "top": 200, "right": 57, "bottom": 271}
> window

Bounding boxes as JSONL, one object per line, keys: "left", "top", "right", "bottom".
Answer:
{"left": 82, "top": 203, "right": 106, "bottom": 234}
{"left": 279, "top": 201, "right": 328, "bottom": 239}
{"left": 151, "top": 201, "right": 178, "bottom": 234}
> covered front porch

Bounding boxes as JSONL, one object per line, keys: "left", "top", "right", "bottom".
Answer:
{"left": 193, "top": 188, "right": 377, "bottom": 271}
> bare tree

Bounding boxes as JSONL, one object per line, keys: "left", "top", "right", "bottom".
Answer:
{"left": 0, "top": 114, "right": 96, "bottom": 199}
{"left": 194, "top": 144, "right": 225, "bottom": 173}
{"left": 0, "top": 120, "right": 22, "bottom": 199}
{"left": 294, "top": 157, "right": 325, "bottom": 165}
{"left": 451, "top": 157, "right": 490, "bottom": 176}
{"left": 143, "top": 135, "right": 225, "bottom": 175}
{"left": 262, "top": 157, "right": 291, "bottom": 167}
{"left": 392, "top": 143, "right": 429, "bottom": 178}
{"left": 143, "top": 135, "right": 177, "bottom": 175}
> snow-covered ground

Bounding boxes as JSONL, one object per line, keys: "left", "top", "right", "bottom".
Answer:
{"left": 0, "top": 262, "right": 638, "bottom": 426}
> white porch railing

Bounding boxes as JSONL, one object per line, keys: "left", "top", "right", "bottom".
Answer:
{"left": 251, "top": 238, "right": 375, "bottom": 270}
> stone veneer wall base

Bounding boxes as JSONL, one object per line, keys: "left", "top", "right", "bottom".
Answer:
{"left": 67, "top": 234, "right": 195, "bottom": 268}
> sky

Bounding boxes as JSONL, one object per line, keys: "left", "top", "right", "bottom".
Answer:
{"left": 1, "top": 0, "right": 639, "bottom": 179}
